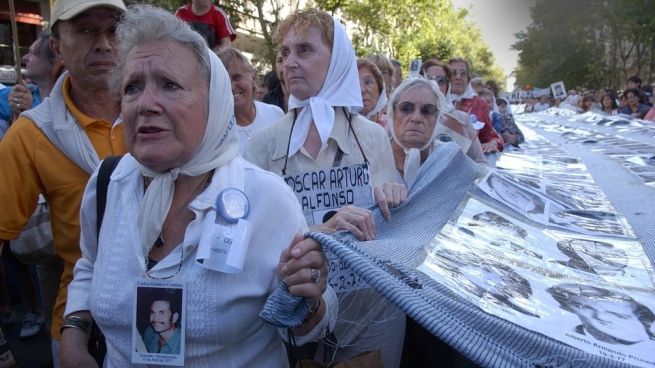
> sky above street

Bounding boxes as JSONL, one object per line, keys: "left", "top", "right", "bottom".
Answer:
{"left": 451, "top": 0, "right": 536, "bottom": 91}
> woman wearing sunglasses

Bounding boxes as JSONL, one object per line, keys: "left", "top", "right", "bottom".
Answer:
{"left": 388, "top": 78, "right": 448, "bottom": 187}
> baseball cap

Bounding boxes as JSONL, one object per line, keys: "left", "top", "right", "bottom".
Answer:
{"left": 51, "top": 0, "right": 127, "bottom": 27}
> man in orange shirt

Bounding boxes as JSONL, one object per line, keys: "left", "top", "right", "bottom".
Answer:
{"left": 0, "top": 0, "right": 126, "bottom": 365}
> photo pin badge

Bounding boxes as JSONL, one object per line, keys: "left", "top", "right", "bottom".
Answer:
{"left": 216, "top": 188, "right": 250, "bottom": 223}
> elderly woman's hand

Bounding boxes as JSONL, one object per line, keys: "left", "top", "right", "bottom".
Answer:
{"left": 318, "top": 205, "right": 376, "bottom": 241}
{"left": 374, "top": 182, "right": 407, "bottom": 220}
{"left": 8, "top": 84, "right": 32, "bottom": 116}
{"left": 481, "top": 141, "right": 499, "bottom": 153}
{"left": 60, "top": 315, "right": 99, "bottom": 368}
{"left": 279, "top": 233, "right": 328, "bottom": 333}
{"left": 279, "top": 233, "right": 328, "bottom": 300}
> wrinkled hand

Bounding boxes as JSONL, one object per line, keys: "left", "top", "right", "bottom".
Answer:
{"left": 320, "top": 205, "right": 376, "bottom": 241}
{"left": 60, "top": 327, "right": 98, "bottom": 368}
{"left": 481, "top": 141, "right": 499, "bottom": 153}
{"left": 279, "top": 233, "right": 327, "bottom": 301}
{"left": 374, "top": 182, "right": 407, "bottom": 220}
{"left": 8, "top": 84, "right": 32, "bottom": 113}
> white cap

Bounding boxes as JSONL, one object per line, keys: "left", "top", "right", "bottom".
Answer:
{"left": 51, "top": 0, "right": 126, "bottom": 27}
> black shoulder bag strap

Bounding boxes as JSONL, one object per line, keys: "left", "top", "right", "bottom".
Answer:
{"left": 88, "top": 155, "right": 122, "bottom": 366}
{"left": 96, "top": 155, "right": 122, "bottom": 236}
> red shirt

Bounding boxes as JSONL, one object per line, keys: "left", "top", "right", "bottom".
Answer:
{"left": 456, "top": 95, "right": 504, "bottom": 150}
{"left": 175, "top": 3, "right": 237, "bottom": 43}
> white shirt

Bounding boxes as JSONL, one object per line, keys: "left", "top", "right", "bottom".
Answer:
{"left": 244, "top": 108, "right": 405, "bottom": 367}
{"left": 244, "top": 108, "right": 401, "bottom": 186}
{"left": 237, "top": 101, "right": 284, "bottom": 154}
{"left": 66, "top": 155, "right": 337, "bottom": 367}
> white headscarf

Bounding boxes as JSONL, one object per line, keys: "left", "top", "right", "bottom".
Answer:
{"left": 387, "top": 77, "right": 444, "bottom": 188}
{"left": 287, "top": 17, "right": 363, "bottom": 156}
{"left": 447, "top": 82, "right": 476, "bottom": 106}
{"left": 365, "top": 85, "right": 389, "bottom": 120}
{"left": 446, "top": 82, "right": 484, "bottom": 130}
{"left": 137, "top": 49, "right": 239, "bottom": 255}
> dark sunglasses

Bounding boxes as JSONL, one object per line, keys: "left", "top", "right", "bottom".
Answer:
{"left": 395, "top": 101, "right": 439, "bottom": 117}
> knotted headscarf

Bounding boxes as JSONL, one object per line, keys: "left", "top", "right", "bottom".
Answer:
{"left": 136, "top": 49, "right": 239, "bottom": 256}
{"left": 447, "top": 82, "right": 485, "bottom": 130}
{"left": 286, "top": 17, "right": 363, "bottom": 156}
{"left": 365, "top": 85, "right": 389, "bottom": 120}
{"left": 387, "top": 77, "right": 445, "bottom": 188}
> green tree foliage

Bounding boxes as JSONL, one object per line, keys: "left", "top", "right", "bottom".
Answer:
{"left": 513, "top": 0, "right": 655, "bottom": 91}
{"left": 142, "top": 0, "right": 505, "bottom": 85}
{"left": 325, "top": 0, "right": 504, "bottom": 84}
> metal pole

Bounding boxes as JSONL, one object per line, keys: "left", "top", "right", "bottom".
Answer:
{"left": 8, "top": 0, "right": 22, "bottom": 84}
{"left": 8, "top": 0, "right": 24, "bottom": 124}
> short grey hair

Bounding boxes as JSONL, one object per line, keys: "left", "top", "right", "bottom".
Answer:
{"left": 109, "top": 4, "right": 210, "bottom": 97}
{"left": 386, "top": 77, "right": 445, "bottom": 124}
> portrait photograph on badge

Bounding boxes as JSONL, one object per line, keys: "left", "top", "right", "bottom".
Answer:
{"left": 132, "top": 281, "right": 185, "bottom": 366}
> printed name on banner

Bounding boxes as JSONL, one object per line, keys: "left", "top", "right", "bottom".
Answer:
{"left": 284, "top": 163, "right": 373, "bottom": 225}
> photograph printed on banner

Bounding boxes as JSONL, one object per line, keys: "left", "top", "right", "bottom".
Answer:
{"left": 418, "top": 202, "right": 655, "bottom": 367}
{"left": 477, "top": 171, "right": 549, "bottom": 223}
{"left": 548, "top": 202, "right": 634, "bottom": 238}
{"left": 132, "top": 281, "right": 185, "bottom": 366}
{"left": 544, "top": 232, "right": 655, "bottom": 291}
{"left": 442, "top": 198, "right": 653, "bottom": 290}
{"left": 491, "top": 170, "right": 612, "bottom": 213}
{"left": 544, "top": 184, "right": 614, "bottom": 212}
{"left": 419, "top": 239, "right": 543, "bottom": 320}
{"left": 454, "top": 198, "right": 547, "bottom": 262}
{"left": 545, "top": 284, "right": 655, "bottom": 368}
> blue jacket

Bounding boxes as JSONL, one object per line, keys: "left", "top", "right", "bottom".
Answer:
{"left": 0, "top": 84, "right": 41, "bottom": 122}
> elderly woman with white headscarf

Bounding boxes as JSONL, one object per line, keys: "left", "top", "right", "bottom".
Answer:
{"left": 245, "top": 9, "right": 406, "bottom": 367}
{"left": 388, "top": 78, "right": 448, "bottom": 187}
{"left": 245, "top": 10, "right": 405, "bottom": 241}
{"left": 60, "top": 6, "right": 335, "bottom": 367}
{"left": 357, "top": 59, "right": 388, "bottom": 127}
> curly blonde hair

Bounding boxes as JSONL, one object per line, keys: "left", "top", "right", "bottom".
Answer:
{"left": 273, "top": 9, "right": 334, "bottom": 49}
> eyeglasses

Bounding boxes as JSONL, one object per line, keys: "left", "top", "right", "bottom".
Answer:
{"left": 427, "top": 75, "right": 449, "bottom": 86}
{"left": 395, "top": 101, "right": 439, "bottom": 117}
{"left": 361, "top": 77, "right": 377, "bottom": 88}
{"left": 451, "top": 69, "right": 468, "bottom": 78}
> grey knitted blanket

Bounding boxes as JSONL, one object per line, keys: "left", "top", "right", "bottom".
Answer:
{"left": 308, "top": 141, "right": 649, "bottom": 368}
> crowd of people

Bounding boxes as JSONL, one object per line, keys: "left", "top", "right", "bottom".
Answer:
{"left": 521, "top": 75, "right": 655, "bottom": 120}
{"left": 0, "top": 0, "right": 647, "bottom": 367}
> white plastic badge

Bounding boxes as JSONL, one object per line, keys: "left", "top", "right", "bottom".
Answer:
{"left": 196, "top": 210, "right": 252, "bottom": 273}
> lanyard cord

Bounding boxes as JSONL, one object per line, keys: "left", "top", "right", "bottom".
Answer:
{"left": 342, "top": 107, "right": 368, "bottom": 164}
{"left": 281, "top": 107, "right": 369, "bottom": 176}
{"left": 281, "top": 109, "right": 298, "bottom": 176}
